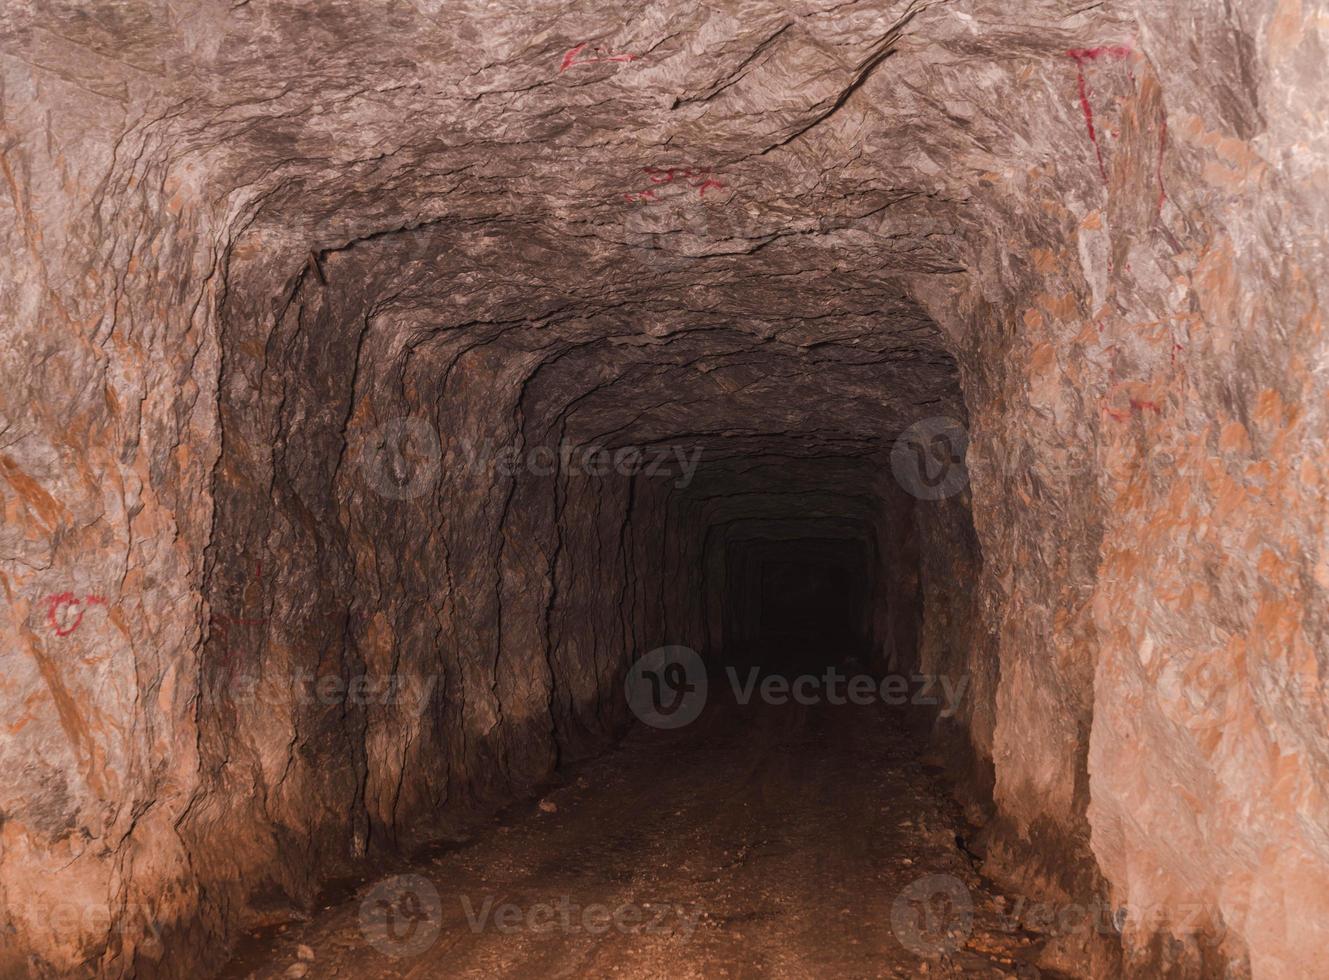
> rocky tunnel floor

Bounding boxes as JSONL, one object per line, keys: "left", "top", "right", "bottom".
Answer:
{"left": 223, "top": 693, "right": 1057, "bottom": 980}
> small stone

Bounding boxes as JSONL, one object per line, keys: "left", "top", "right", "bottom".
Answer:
{"left": 538, "top": 799, "right": 558, "bottom": 813}
{"left": 297, "top": 944, "right": 315, "bottom": 961}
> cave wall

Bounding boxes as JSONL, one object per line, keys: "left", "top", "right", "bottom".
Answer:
{"left": 907, "top": 4, "right": 1329, "bottom": 973}
{"left": 185, "top": 234, "right": 686, "bottom": 965}
{"left": 0, "top": 39, "right": 227, "bottom": 975}
{"left": 2, "top": 0, "right": 1327, "bottom": 977}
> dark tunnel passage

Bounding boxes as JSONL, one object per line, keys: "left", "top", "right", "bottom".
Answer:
{"left": 723, "top": 535, "right": 874, "bottom": 670}
{"left": 5, "top": 1, "right": 1328, "bottom": 978}
{"left": 187, "top": 226, "right": 1004, "bottom": 976}
{"left": 755, "top": 545, "right": 867, "bottom": 652}
{"left": 190, "top": 282, "right": 1010, "bottom": 977}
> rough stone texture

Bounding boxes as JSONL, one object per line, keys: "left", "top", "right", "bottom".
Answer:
{"left": 1, "top": 0, "right": 1326, "bottom": 976}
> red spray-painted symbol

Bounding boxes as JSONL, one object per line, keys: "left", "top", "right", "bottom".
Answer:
{"left": 1066, "top": 46, "right": 1132, "bottom": 182}
{"left": 624, "top": 166, "right": 728, "bottom": 203}
{"left": 561, "top": 42, "right": 640, "bottom": 72}
{"left": 46, "top": 592, "right": 108, "bottom": 636}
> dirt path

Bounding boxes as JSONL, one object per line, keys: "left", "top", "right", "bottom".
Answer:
{"left": 225, "top": 698, "right": 1055, "bottom": 978}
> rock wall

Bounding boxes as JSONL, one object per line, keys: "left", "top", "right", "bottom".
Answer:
{"left": 2, "top": 0, "right": 1327, "bottom": 976}
{"left": 907, "top": 3, "right": 1329, "bottom": 973}
{"left": 0, "top": 22, "right": 227, "bottom": 974}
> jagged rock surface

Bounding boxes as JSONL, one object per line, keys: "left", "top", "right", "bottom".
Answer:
{"left": 1, "top": 0, "right": 1326, "bottom": 976}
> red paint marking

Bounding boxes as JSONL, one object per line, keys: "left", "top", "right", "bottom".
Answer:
{"left": 560, "top": 43, "right": 588, "bottom": 72}
{"left": 1074, "top": 68, "right": 1107, "bottom": 181}
{"left": 1066, "top": 45, "right": 1132, "bottom": 62}
{"left": 47, "top": 592, "right": 84, "bottom": 636}
{"left": 1101, "top": 377, "right": 1163, "bottom": 421}
{"left": 45, "top": 592, "right": 110, "bottom": 636}
{"left": 626, "top": 167, "right": 728, "bottom": 202}
{"left": 643, "top": 167, "right": 710, "bottom": 185}
{"left": 1066, "top": 45, "right": 1132, "bottom": 183}
{"left": 560, "top": 42, "right": 639, "bottom": 72}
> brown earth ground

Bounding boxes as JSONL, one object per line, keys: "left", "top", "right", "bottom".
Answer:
{"left": 224, "top": 691, "right": 1066, "bottom": 979}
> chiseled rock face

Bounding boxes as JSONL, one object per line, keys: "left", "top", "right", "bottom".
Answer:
{"left": 1, "top": 0, "right": 1326, "bottom": 976}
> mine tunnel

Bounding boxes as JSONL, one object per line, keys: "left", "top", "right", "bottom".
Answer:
{"left": 2, "top": 0, "right": 1328, "bottom": 978}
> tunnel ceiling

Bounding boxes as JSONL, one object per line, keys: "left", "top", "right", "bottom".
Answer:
{"left": 21, "top": 0, "right": 1136, "bottom": 448}
{"left": 185, "top": 0, "right": 1016, "bottom": 469}
{"left": 11, "top": 0, "right": 1168, "bottom": 495}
